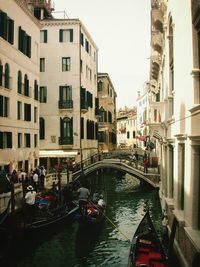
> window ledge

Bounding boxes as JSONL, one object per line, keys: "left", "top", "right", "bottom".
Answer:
{"left": 189, "top": 104, "right": 200, "bottom": 114}
{"left": 165, "top": 197, "right": 174, "bottom": 208}
{"left": 184, "top": 227, "right": 200, "bottom": 251}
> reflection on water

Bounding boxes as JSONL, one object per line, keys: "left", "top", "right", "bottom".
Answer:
{"left": 3, "top": 170, "right": 180, "bottom": 267}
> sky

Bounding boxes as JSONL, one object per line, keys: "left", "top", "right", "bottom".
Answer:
{"left": 53, "top": 0, "right": 151, "bottom": 109}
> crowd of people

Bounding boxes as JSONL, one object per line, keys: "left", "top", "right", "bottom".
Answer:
{"left": 0, "top": 166, "right": 46, "bottom": 194}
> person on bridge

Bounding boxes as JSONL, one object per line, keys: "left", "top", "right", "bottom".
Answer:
{"left": 143, "top": 157, "right": 149, "bottom": 173}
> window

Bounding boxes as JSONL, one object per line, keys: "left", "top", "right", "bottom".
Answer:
{"left": 87, "top": 91, "right": 93, "bottom": 108}
{"left": 17, "top": 101, "right": 22, "bottom": 120}
{"left": 18, "top": 26, "right": 31, "bottom": 58}
{"left": 98, "top": 81, "right": 103, "bottom": 91}
{"left": 59, "top": 117, "right": 73, "bottom": 145}
{"left": 80, "top": 60, "right": 83, "bottom": 73}
{"left": 127, "top": 131, "right": 130, "bottom": 139}
{"left": 24, "top": 133, "right": 31, "bottom": 147}
{"left": 34, "top": 80, "right": 39, "bottom": 100}
{"left": 40, "top": 30, "right": 47, "bottom": 43}
{"left": 59, "top": 29, "right": 73, "bottom": 42}
{"left": 0, "top": 10, "right": 14, "bottom": 44}
{"left": 34, "top": 134, "right": 37, "bottom": 147}
{"left": 40, "top": 117, "right": 45, "bottom": 140}
{"left": 40, "top": 58, "right": 45, "bottom": 72}
{"left": 133, "top": 131, "right": 136, "bottom": 138}
{"left": 87, "top": 120, "right": 94, "bottom": 140}
{"left": 0, "top": 62, "right": 3, "bottom": 86}
{"left": 62, "top": 57, "right": 71, "bottom": 71}
{"left": 98, "top": 131, "right": 106, "bottom": 143}
{"left": 34, "top": 107, "right": 37, "bottom": 123}
{"left": 0, "top": 131, "right": 12, "bottom": 149}
{"left": 18, "top": 133, "right": 22, "bottom": 148}
{"left": 4, "top": 63, "right": 9, "bottom": 89}
{"left": 59, "top": 86, "right": 73, "bottom": 108}
{"left": 80, "top": 32, "right": 84, "bottom": 46}
{"left": 80, "top": 87, "right": 88, "bottom": 110}
{"left": 17, "top": 71, "right": 22, "bottom": 93}
{"left": 85, "top": 39, "right": 89, "bottom": 53}
{"left": 0, "top": 95, "right": 8, "bottom": 117}
{"left": 24, "top": 103, "right": 31, "bottom": 121}
{"left": 24, "top": 74, "right": 29, "bottom": 96}
{"left": 81, "top": 117, "right": 84, "bottom": 139}
{"left": 40, "top": 86, "right": 47, "bottom": 103}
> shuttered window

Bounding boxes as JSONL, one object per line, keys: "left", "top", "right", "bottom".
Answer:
{"left": 0, "top": 11, "right": 14, "bottom": 44}
{"left": 24, "top": 74, "right": 29, "bottom": 96}
{"left": 81, "top": 117, "right": 84, "bottom": 139}
{"left": 40, "top": 86, "right": 47, "bottom": 103}
{"left": 59, "top": 29, "right": 73, "bottom": 42}
{"left": 18, "top": 26, "right": 31, "bottom": 58}
{"left": 24, "top": 103, "right": 31, "bottom": 121}
{"left": 40, "top": 30, "right": 47, "bottom": 43}
{"left": 0, "top": 95, "right": 8, "bottom": 117}
{"left": 0, "top": 131, "right": 12, "bottom": 149}
{"left": 40, "top": 117, "right": 45, "bottom": 140}
{"left": 17, "top": 71, "right": 22, "bottom": 93}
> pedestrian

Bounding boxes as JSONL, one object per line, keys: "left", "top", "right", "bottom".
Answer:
{"left": 77, "top": 183, "right": 90, "bottom": 215}
{"left": 143, "top": 157, "right": 148, "bottom": 173}
{"left": 40, "top": 166, "right": 46, "bottom": 190}
{"left": 33, "top": 171, "right": 39, "bottom": 192}
{"left": 24, "top": 185, "right": 36, "bottom": 224}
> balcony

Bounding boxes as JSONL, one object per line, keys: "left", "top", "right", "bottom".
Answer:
{"left": 151, "top": 31, "right": 163, "bottom": 53}
{"left": 59, "top": 136, "right": 73, "bottom": 146}
{"left": 81, "top": 103, "right": 88, "bottom": 114}
{"left": 151, "top": 6, "right": 164, "bottom": 33}
{"left": 58, "top": 100, "right": 73, "bottom": 110}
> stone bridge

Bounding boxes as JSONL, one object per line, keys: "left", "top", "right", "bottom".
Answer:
{"left": 72, "top": 158, "right": 160, "bottom": 188}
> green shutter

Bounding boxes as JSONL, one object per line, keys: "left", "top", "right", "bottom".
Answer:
{"left": 27, "top": 35, "right": 31, "bottom": 58}
{"left": 59, "top": 29, "right": 63, "bottom": 42}
{"left": 7, "top": 132, "right": 12, "bottom": 148}
{"left": 81, "top": 117, "right": 84, "bottom": 139}
{"left": 70, "top": 29, "right": 73, "bottom": 42}
{"left": 0, "top": 131, "right": 3, "bottom": 148}
{"left": 60, "top": 117, "right": 63, "bottom": 138}
{"left": 59, "top": 86, "right": 63, "bottom": 101}
{"left": 0, "top": 64, "right": 3, "bottom": 86}
{"left": 44, "top": 30, "right": 47, "bottom": 43}
{"left": 0, "top": 95, "right": 3, "bottom": 116}
{"left": 70, "top": 117, "right": 73, "bottom": 141}
{"left": 0, "top": 11, "right": 7, "bottom": 39}
{"left": 8, "top": 18, "right": 14, "bottom": 44}
{"left": 18, "top": 26, "right": 21, "bottom": 50}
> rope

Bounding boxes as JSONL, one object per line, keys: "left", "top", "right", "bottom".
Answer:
{"left": 87, "top": 199, "right": 130, "bottom": 242}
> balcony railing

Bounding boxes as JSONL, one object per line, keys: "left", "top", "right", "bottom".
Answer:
{"left": 58, "top": 100, "right": 73, "bottom": 109}
{"left": 59, "top": 136, "right": 73, "bottom": 145}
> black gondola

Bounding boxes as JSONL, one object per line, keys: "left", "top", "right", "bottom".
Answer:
{"left": 127, "top": 210, "right": 169, "bottom": 267}
{"left": 76, "top": 194, "right": 106, "bottom": 227}
{"left": 0, "top": 200, "right": 11, "bottom": 226}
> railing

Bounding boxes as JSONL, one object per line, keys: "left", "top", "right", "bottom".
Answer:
{"left": 59, "top": 136, "right": 73, "bottom": 145}
{"left": 58, "top": 100, "right": 73, "bottom": 109}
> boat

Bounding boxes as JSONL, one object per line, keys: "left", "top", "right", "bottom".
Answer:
{"left": 127, "top": 210, "right": 169, "bottom": 267}
{"left": 77, "top": 193, "right": 106, "bottom": 227}
{"left": 0, "top": 200, "right": 11, "bottom": 226}
{"left": 23, "top": 191, "right": 79, "bottom": 231}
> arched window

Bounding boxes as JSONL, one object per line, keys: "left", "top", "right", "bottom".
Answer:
{"left": 18, "top": 71, "right": 22, "bottom": 93}
{"left": 24, "top": 74, "right": 29, "bottom": 96}
{"left": 34, "top": 80, "right": 38, "bottom": 100}
{"left": 60, "top": 117, "right": 73, "bottom": 144}
{"left": 39, "top": 117, "right": 45, "bottom": 140}
{"left": 0, "top": 60, "right": 3, "bottom": 86}
{"left": 98, "top": 80, "right": 103, "bottom": 91}
{"left": 4, "top": 63, "right": 9, "bottom": 89}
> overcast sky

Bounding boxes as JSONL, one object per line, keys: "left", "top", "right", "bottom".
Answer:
{"left": 53, "top": 0, "right": 151, "bottom": 109}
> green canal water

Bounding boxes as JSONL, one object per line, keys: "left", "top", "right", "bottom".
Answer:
{"left": 4, "top": 170, "right": 180, "bottom": 267}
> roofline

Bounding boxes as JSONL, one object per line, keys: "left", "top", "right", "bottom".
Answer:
{"left": 40, "top": 18, "right": 98, "bottom": 50}
{"left": 14, "top": 0, "right": 42, "bottom": 28}
{"left": 98, "top": 72, "right": 117, "bottom": 96}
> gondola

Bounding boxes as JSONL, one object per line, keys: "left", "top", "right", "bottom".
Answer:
{"left": 0, "top": 200, "right": 11, "bottom": 226}
{"left": 77, "top": 193, "right": 106, "bottom": 227}
{"left": 127, "top": 210, "right": 169, "bottom": 267}
{"left": 23, "top": 198, "right": 79, "bottom": 231}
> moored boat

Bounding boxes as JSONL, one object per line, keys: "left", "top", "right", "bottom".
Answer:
{"left": 127, "top": 210, "right": 169, "bottom": 267}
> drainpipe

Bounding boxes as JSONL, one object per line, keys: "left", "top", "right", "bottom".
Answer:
{"left": 79, "top": 23, "right": 83, "bottom": 175}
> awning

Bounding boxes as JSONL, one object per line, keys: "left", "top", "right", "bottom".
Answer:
{"left": 39, "top": 150, "right": 78, "bottom": 158}
{"left": 0, "top": 160, "right": 10, "bottom": 166}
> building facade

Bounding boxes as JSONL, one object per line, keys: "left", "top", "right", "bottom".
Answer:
{"left": 117, "top": 107, "right": 137, "bottom": 150}
{"left": 0, "top": 0, "right": 41, "bottom": 173}
{"left": 148, "top": 1, "right": 200, "bottom": 266}
{"left": 97, "top": 73, "right": 117, "bottom": 152}
{"left": 38, "top": 17, "right": 98, "bottom": 169}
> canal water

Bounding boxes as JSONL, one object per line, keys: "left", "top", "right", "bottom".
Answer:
{"left": 3, "top": 170, "right": 180, "bottom": 267}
